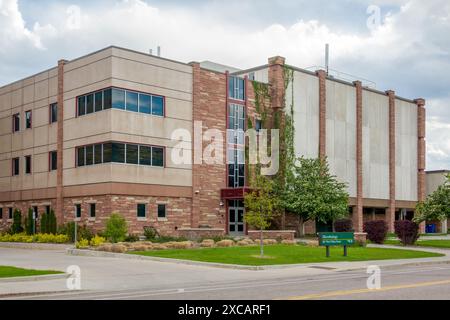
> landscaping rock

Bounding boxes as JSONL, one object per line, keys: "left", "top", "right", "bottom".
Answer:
{"left": 132, "top": 244, "right": 152, "bottom": 251}
{"left": 111, "top": 244, "right": 127, "bottom": 253}
{"left": 152, "top": 244, "right": 168, "bottom": 250}
{"left": 263, "top": 239, "right": 278, "bottom": 245}
{"left": 237, "top": 239, "right": 255, "bottom": 246}
{"left": 281, "top": 240, "right": 296, "bottom": 245}
{"left": 200, "top": 239, "right": 215, "bottom": 248}
{"left": 165, "top": 241, "right": 194, "bottom": 249}
{"left": 216, "top": 240, "right": 235, "bottom": 247}
{"left": 97, "top": 244, "right": 113, "bottom": 252}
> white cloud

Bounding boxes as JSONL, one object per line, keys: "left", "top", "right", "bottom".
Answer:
{"left": 0, "top": 0, "right": 449, "bottom": 169}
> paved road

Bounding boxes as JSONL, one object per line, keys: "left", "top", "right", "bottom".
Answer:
{"left": 1, "top": 247, "right": 450, "bottom": 300}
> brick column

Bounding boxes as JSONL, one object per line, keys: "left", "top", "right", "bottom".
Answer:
{"left": 191, "top": 62, "right": 201, "bottom": 228}
{"left": 354, "top": 81, "right": 363, "bottom": 232}
{"left": 268, "top": 56, "right": 286, "bottom": 229}
{"left": 316, "top": 70, "right": 327, "bottom": 160}
{"left": 386, "top": 90, "right": 396, "bottom": 233}
{"left": 56, "top": 60, "right": 66, "bottom": 225}
{"left": 415, "top": 98, "right": 426, "bottom": 234}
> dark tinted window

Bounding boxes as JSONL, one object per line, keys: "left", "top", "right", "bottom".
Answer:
{"left": 103, "top": 143, "right": 112, "bottom": 163}
{"left": 139, "top": 94, "right": 151, "bottom": 114}
{"left": 90, "top": 203, "right": 96, "bottom": 218}
{"left": 77, "top": 147, "right": 85, "bottom": 167}
{"left": 78, "top": 97, "right": 86, "bottom": 116}
{"left": 112, "top": 143, "right": 125, "bottom": 163}
{"left": 50, "top": 151, "right": 57, "bottom": 171}
{"left": 25, "top": 156, "right": 32, "bottom": 174}
{"left": 25, "top": 111, "right": 32, "bottom": 129}
{"left": 112, "top": 89, "right": 125, "bottom": 110}
{"left": 85, "top": 145, "right": 94, "bottom": 166}
{"left": 137, "top": 204, "right": 146, "bottom": 218}
{"left": 94, "top": 144, "right": 102, "bottom": 164}
{"left": 0, "top": 208, "right": 2, "bottom": 219}
{"left": 50, "top": 103, "right": 58, "bottom": 123}
{"left": 139, "top": 146, "right": 151, "bottom": 166}
{"left": 157, "top": 204, "right": 166, "bottom": 218}
{"left": 86, "top": 94, "right": 94, "bottom": 114}
{"left": 95, "top": 91, "right": 103, "bottom": 112}
{"left": 12, "top": 158, "right": 19, "bottom": 176}
{"left": 9, "top": 208, "right": 13, "bottom": 219}
{"left": 126, "top": 91, "right": 138, "bottom": 112}
{"left": 75, "top": 204, "right": 81, "bottom": 218}
{"left": 126, "top": 144, "right": 139, "bottom": 164}
{"left": 103, "top": 89, "right": 112, "bottom": 110}
{"left": 13, "top": 114, "right": 20, "bottom": 132}
{"left": 152, "top": 147, "right": 164, "bottom": 167}
{"left": 152, "top": 96, "right": 164, "bottom": 116}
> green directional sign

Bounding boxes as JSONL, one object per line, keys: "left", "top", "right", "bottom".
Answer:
{"left": 318, "top": 232, "right": 355, "bottom": 246}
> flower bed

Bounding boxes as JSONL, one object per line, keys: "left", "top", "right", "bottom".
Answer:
{"left": 0, "top": 233, "right": 69, "bottom": 244}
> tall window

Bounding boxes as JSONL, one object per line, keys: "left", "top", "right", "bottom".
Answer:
{"left": 46, "top": 206, "right": 51, "bottom": 216}
{"left": 227, "top": 104, "right": 245, "bottom": 188}
{"left": 157, "top": 204, "right": 166, "bottom": 219}
{"left": 13, "top": 113, "right": 20, "bottom": 132}
{"left": 89, "top": 203, "right": 96, "bottom": 218}
{"left": 49, "top": 151, "right": 57, "bottom": 171}
{"left": 25, "top": 110, "right": 32, "bottom": 129}
{"left": 0, "top": 208, "right": 3, "bottom": 219}
{"left": 33, "top": 206, "right": 38, "bottom": 219}
{"left": 137, "top": 204, "right": 146, "bottom": 218}
{"left": 12, "top": 158, "right": 19, "bottom": 176}
{"left": 50, "top": 103, "right": 58, "bottom": 123}
{"left": 76, "top": 142, "right": 164, "bottom": 168}
{"left": 77, "top": 88, "right": 164, "bottom": 117}
{"left": 75, "top": 204, "right": 82, "bottom": 219}
{"left": 8, "top": 208, "right": 13, "bottom": 220}
{"left": 25, "top": 155, "right": 32, "bottom": 174}
{"left": 228, "top": 76, "right": 245, "bottom": 101}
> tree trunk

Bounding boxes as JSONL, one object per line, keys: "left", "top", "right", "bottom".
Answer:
{"left": 298, "top": 216, "right": 305, "bottom": 237}
{"left": 260, "top": 227, "right": 264, "bottom": 257}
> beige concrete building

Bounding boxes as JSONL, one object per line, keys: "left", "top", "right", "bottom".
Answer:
{"left": 425, "top": 170, "right": 450, "bottom": 233}
{"left": 0, "top": 46, "right": 426, "bottom": 237}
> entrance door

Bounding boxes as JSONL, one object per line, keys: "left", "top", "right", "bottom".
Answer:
{"left": 228, "top": 200, "right": 245, "bottom": 236}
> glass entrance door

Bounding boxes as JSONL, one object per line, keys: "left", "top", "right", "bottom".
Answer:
{"left": 228, "top": 200, "right": 245, "bottom": 236}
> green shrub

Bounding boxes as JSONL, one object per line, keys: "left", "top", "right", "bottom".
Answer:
{"left": 25, "top": 208, "right": 35, "bottom": 235}
{"left": 104, "top": 213, "right": 128, "bottom": 243}
{"left": 11, "top": 209, "right": 23, "bottom": 234}
{"left": 0, "top": 233, "right": 69, "bottom": 244}
{"left": 40, "top": 212, "right": 48, "bottom": 234}
{"left": 76, "top": 239, "right": 90, "bottom": 249}
{"left": 125, "top": 234, "right": 140, "bottom": 242}
{"left": 144, "top": 226, "right": 159, "bottom": 240}
{"left": 48, "top": 210, "right": 57, "bottom": 234}
{"left": 89, "top": 235, "right": 106, "bottom": 247}
{"left": 58, "top": 222, "right": 94, "bottom": 243}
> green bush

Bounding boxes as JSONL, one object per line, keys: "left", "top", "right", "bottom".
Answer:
{"left": 11, "top": 209, "right": 23, "bottom": 234}
{"left": 144, "top": 226, "right": 159, "bottom": 240}
{"left": 104, "top": 213, "right": 128, "bottom": 243}
{"left": 125, "top": 234, "right": 140, "bottom": 242}
{"left": 40, "top": 210, "right": 57, "bottom": 234}
{"left": 0, "top": 233, "right": 69, "bottom": 244}
{"left": 25, "top": 208, "right": 35, "bottom": 235}
{"left": 58, "top": 222, "right": 94, "bottom": 243}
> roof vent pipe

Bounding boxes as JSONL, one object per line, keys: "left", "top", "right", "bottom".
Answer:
{"left": 157, "top": 46, "right": 161, "bottom": 57}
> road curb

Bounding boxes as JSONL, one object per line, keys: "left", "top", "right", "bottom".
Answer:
{"left": 0, "top": 273, "right": 70, "bottom": 283}
{"left": 66, "top": 248, "right": 450, "bottom": 272}
{"left": 0, "top": 242, "right": 72, "bottom": 251}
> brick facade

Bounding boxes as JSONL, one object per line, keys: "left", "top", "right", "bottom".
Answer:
{"left": 387, "top": 90, "right": 396, "bottom": 232}
{"left": 317, "top": 70, "right": 327, "bottom": 160}
{"left": 354, "top": 81, "right": 364, "bottom": 232}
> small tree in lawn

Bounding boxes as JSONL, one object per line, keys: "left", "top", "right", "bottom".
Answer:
{"left": 283, "top": 157, "right": 349, "bottom": 236}
{"left": 414, "top": 173, "right": 450, "bottom": 225}
{"left": 244, "top": 174, "right": 279, "bottom": 257}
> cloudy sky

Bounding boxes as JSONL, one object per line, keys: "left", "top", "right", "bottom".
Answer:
{"left": 0, "top": 0, "right": 449, "bottom": 170}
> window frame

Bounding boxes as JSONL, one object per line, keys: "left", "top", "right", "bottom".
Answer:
{"left": 25, "top": 110, "right": 32, "bottom": 129}
{"left": 76, "top": 141, "right": 165, "bottom": 168}
{"left": 75, "top": 204, "right": 82, "bottom": 219}
{"left": 137, "top": 203, "right": 147, "bottom": 219}
{"left": 49, "top": 151, "right": 57, "bottom": 172}
{"left": 25, "top": 155, "right": 32, "bottom": 175}
{"left": 89, "top": 203, "right": 96, "bottom": 219}
{"left": 12, "top": 157, "right": 20, "bottom": 176}
{"left": 49, "top": 103, "right": 58, "bottom": 124}
{"left": 76, "top": 87, "right": 165, "bottom": 118}
{"left": 157, "top": 204, "right": 167, "bottom": 219}
{"left": 12, "top": 113, "right": 20, "bottom": 133}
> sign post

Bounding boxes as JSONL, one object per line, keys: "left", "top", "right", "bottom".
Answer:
{"left": 318, "top": 232, "right": 355, "bottom": 257}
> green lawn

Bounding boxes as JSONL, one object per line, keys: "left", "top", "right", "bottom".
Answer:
{"left": 128, "top": 245, "right": 443, "bottom": 266}
{"left": 0, "top": 266, "right": 62, "bottom": 279}
{"left": 385, "top": 239, "right": 450, "bottom": 249}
